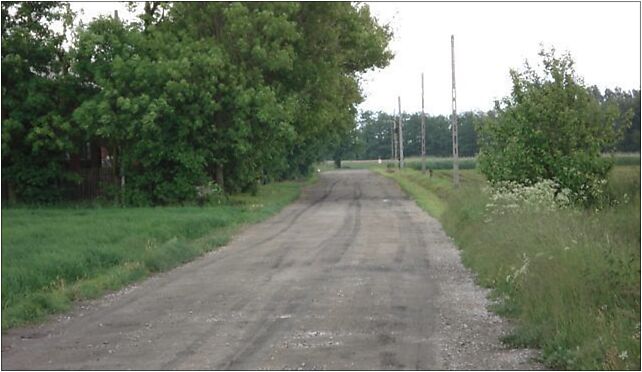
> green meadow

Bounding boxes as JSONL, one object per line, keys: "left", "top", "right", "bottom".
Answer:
{"left": 1, "top": 178, "right": 309, "bottom": 329}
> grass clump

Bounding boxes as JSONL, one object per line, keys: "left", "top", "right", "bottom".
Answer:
{"left": 1, "top": 178, "right": 309, "bottom": 330}
{"left": 375, "top": 166, "right": 640, "bottom": 370}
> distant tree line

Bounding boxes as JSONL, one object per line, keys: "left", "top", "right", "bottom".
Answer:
{"left": 588, "top": 86, "right": 640, "bottom": 153}
{"left": 340, "top": 88, "right": 639, "bottom": 162}
{"left": 345, "top": 110, "right": 481, "bottom": 160}
{"left": 2, "top": 2, "right": 392, "bottom": 204}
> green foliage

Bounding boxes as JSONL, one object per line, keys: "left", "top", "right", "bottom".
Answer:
{"left": 1, "top": 2, "right": 87, "bottom": 202}
{"left": 381, "top": 166, "right": 640, "bottom": 370}
{"left": 1, "top": 178, "right": 306, "bottom": 329}
{"left": 346, "top": 110, "right": 481, "bottom": 161}
{"left": 286, "top": 3, "right": 392, "bottom": 175}
{"left": 477, "top": 48, "right": 625, "bottom": 205}
{"left": 73, "top": 16, "right": 224, "bottom": 204}
{"left": 3, "top": 2, "right": 392, "bottom": 205}
{"left": 590, "top": 87, "right": 640, "bottom": 153}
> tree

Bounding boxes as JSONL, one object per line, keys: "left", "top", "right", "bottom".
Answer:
{"left": 2, "top": 2, "right": 392, "bottom": 204}
{"left": 589, "top": 87, "right": 640, "bottom": 153}
{"left": 285, "top": 3, "right": 392, "bottom": 176}
{"left": 350, "top": 110, "right": 482, "bottom": 161}
{"left": 1, "top": 2, "right": 86, "bottom": 202}
{"left": 477, "top": 48, "right": 624, "bottom": 204}
{"left": 69, "top": 2, "right": 391, "bottom": 203}
{"left": 73, "top": 13, "right": 231, "bottom": 204}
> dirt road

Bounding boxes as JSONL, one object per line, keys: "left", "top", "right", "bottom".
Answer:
{"left": 2, "top": 170, "right": 540, "bottom": 370}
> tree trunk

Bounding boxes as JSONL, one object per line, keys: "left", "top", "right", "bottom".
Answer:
{"left": 8, "top": 182, "right": 16, "bottom": 204}
{"left": 215, "top": 163, "right": 225, "bottom": 192}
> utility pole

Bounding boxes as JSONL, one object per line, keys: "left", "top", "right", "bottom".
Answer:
{"left": 398, "top": 96, "right": 404, "bottom": 169}
{"left": 391, "top": 111, "right": 396, "bottom": 162}
{"left": 421, "top": 73, "right": 426, "bottom": 174}
{"left": 451, "top": 35, "right": 460, "bottom": 187}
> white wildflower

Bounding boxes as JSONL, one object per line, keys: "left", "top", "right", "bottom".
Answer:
{"left": 484, "top": 179, "right": 571, "bottom": 216}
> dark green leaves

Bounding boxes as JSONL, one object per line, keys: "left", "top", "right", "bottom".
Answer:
{"left": 477, "top": 48, "right": 623, "bottom": 205}
{"left": 1, "top": 2, "right": 392, "bottom": 204}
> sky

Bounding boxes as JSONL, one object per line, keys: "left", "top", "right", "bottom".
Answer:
{"left": 70, "top": 2, "right": 641, "bottom": 116}
{"left": 361, "top": 2, "right": 641, "bottom": 115}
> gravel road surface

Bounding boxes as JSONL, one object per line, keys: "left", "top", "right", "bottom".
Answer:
{"left": 2, "top": 170, "right": 541, "bottom": 370}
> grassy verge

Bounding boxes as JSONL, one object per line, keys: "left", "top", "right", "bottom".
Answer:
{"left": 334, "top": 152, "right": 639, "bottom": 170}
{"left": 608, "top": 153, "right": 641, "bottom": 166}
{"left": 1, "top": 177, "right": 313, "bottom": 330}
{"left": 335, "top": 156, "right": 477, "bottom": 171}
{"left": 374, "top": 166, "right": 640, "bottom": 370}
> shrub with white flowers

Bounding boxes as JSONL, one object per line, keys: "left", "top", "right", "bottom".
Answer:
{"left": 484, "top": 179, "right": 572, "bottom": 216}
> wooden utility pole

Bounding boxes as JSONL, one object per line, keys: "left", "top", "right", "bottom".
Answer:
{"left": 451, "top": 35, "right": 460, "bottom": 187}
{"left": 398, "top": 96, "right": 404, "bottom": 169}
{"left": 421, "top": 73, "right": 426, "bottom": 174}
{"left": 391, "top": 111, "right": 396, "bottom": 161}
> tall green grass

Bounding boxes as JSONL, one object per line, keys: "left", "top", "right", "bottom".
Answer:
{"left": 375, "top": 166, "right": 640, "bottom": 370}
{"left": 337, "top": 156, "right": 477, "bottom": 170}
{"left": 405, "top": 157, "right": 477, "bottom": 170}
{"left": 338, "top": 152, "right": 639, "bottom": 170}
{"left": 1, "top": 179, "right": 309, "bottom": 329}
{"left": 607, "top": 153, "right": 640, "bottom": 166}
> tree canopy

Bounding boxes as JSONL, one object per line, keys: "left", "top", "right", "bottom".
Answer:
{"left": 2, "top": 2, "right": 392, "bottom": 204}
{"left": 1, "top": 2, "right": 86, "bottom": 202}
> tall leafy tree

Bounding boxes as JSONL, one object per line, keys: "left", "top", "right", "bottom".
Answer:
{"left": 73, "top": 14, "right": 226, "bottom": 204}
{"left": 168, "top": 2, "right": 302, "bottom": 193}
{"left": 2, "top": 2, "right": 84, "bottom": 202}
{"left": 285, "top": 2, "right": 392, "bottom": 175}
{"left": 4, "top": 1, "right": 392, "bottom": 204}
{"left": 169, "top": 2, "right": 392, "bottom": 190}
{"left": 589, "top": 87, "right": 640, "bottom": 153}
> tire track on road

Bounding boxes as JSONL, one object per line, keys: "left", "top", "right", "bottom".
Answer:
{"left": 215, "top": 183, "right": 363, "bottom": 370}
{"left": 161, "top": 179, "right": 355, "bottom": 370}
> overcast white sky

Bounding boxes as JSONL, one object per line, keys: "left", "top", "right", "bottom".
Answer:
{"left": 362, "top": 2, "right": 641, "bottom": 115}
{"left": 71, "top": 2, "right": 641, "bottom": 116}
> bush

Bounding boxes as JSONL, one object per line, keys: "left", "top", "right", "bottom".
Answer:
{"left": 477, "top": 48, "right": 626, "bottom": 205}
